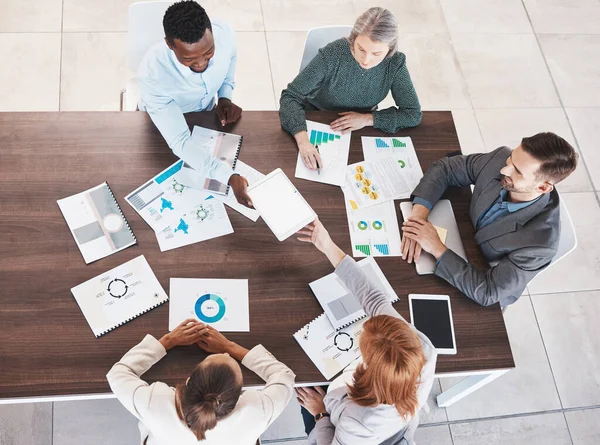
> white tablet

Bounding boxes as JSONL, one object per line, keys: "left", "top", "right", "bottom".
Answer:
{"left": 247, "top": 168, "right": 317, "bottom": 241}
{"left": 409, "top": 294, "right": 457, "bottom": 355}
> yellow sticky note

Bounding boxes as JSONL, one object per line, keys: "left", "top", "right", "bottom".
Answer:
{"left": 434, "top": 225, "right": 448, "bottom": 244}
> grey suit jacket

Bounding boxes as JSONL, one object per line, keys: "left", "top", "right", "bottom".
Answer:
{"left": 412, "top": 147, "right": 561, "bottom": 307}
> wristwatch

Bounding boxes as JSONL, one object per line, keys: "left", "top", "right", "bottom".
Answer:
{"left": 315, "top": 412, "right": 330, "bottom": 422}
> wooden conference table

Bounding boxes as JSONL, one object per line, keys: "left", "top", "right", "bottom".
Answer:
{"left": 0, "top": 111, "right": 514, "bottom": 405}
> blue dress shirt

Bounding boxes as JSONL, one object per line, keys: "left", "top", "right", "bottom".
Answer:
{"left": 136, "top": 21, "right": 237, "bottom": 185}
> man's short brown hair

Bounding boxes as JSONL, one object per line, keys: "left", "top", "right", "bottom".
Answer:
{"left": 521, "top": 132, "right": 578, "bottom": 184}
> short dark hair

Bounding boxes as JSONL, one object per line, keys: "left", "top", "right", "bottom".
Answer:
{"left": 163, "top": 0, "right": 212, "bottom": 46}
{"left": 176, "top": 361, "right": 242, "bottom": 440}
{"left": 521, "top": 132, "right": 578, "bottom": 184}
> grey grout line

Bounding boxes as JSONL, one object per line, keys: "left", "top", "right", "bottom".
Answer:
{"left": 528, "top": 293, "right": 566, "bottom": 409}
{"left": 258, "top": 0, "right": 278, "bottom": 110}
{"left": 51, "top": 401, "right": 54, "bottom": 445}
{"left": 562, "top": 411, "right": 576, "bottom": 445}
{"left": 529, "top": 287, "right": 600, "bottom": 297}
{"left": 58, "top": 0, "right": 65, "bottom": 112}
{"left": 447, "top": 423, "right": 456, "bottom": 445}
{"left": 519, "top": 0, "right": 600, "bottom": 208}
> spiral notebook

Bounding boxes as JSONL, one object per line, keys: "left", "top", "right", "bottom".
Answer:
{"left": 176, "top": 125, "right": 243, "bottom": 196}
{"left": 294, "top": 313, "right": 366, "bottom": 380}
{"left": 71, "top": 255, "right": 168, "bottom": 338}
{"left": 57, "top": 182, "right": 136, "bottom": 264}
{"left": 309, "top": 257, "right": 398, "bottom": 330}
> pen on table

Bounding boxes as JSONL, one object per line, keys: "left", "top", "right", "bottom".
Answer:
{"left": 304, "top": 324, "right": 310, "bottom": 340}
{"left": 315, "top": 144, "right": 321, "bottom": 175}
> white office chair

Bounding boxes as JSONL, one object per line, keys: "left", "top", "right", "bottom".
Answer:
{"left": 120, "top": 1, "right": 175, "bottom": 111}
{"left": 496, "top": 195, "right": 577, "bottom": 312}
{"left": 299, "top": 26, "right": 353, "bottom": 73}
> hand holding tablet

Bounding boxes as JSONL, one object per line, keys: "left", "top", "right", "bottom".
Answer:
{"left": 247, "top": 168, "right": 317, "bottom": 241}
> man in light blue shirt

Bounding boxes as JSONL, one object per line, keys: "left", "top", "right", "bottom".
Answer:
{"left": 137, "top": 0, "right": 251, "bottom": 206}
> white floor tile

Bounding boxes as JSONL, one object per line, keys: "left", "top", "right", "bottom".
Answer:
{"left": 0, "top": 33, "right": 61, "bottom": 111}
{"left": 528, "top": 193, "right": 600, "bottom": 294}
{"left": 261, "top": 0, "right": 359, "bottom": 32}
{"left": 63, "top": 0, "right": 131, "bottom": 32}
{"left": 415, "top": 425, "right": 453, "bottom": 445}
{"left": 451, "top": 109, "right": 485, "bottom": 155}
{"left": 234, "top": 32, "right": 276, "bottom": 110}
{"left": 354, "top": 0, "right": 448, "bottom": 33}
{"left": 450, "top": 412, "right": 572, "bottom": 445}
{"left": 565, "top": 408, "right": 600, "bottom": 445}
{"left": 540, "top": 34, "right": 600, "bottom": 108}
{"left": 264, "top": 440, "right": 308, "bottom": 445}
{"left": 420, "top": 379, "right": 448, "bottom": 424}
{"left": 399, "top": 33, "right": 471, "bottom": 110}
{"left": 53, "top": 398, "right": 139, "bottom": 445}
{"left": 60, "top": 33, "right": 127, "bottom": 111}
{"left": 523, "top": 0, "right": 600, "bottom": 34}
{"left": 474, "top": 108, "right": 593, "bottom": 193}
{"left": 0, "top": 403, "right": 52, "bottom": 445}
{"left": 261, "top": 394, "right": 306, "bottom": 441}
{"left": 532, "top": 291, "right": 600, "bottom": 408}
{"left": 566, "top": 108, "right": 600, "bottom": 191}
{"left": 202, "top": 0, "right": 265, "bottom": 31}
{"left": 441, "top": 295, "right": 561, "bottom": 421}
{"left": 440, "top": 0, "right": 532, "bottom": 34}
{"left": 0, "top": 0, "right": 62, "bottom": 32}
{"left": 452, "top": 34, "right": 559, "bottom": 108}
{"left": 266, "top": 31, "right": 307, "bottom": 107}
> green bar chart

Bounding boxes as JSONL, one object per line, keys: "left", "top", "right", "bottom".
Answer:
{"left": 309, "top": 129, "right": 341, "bottom": 146}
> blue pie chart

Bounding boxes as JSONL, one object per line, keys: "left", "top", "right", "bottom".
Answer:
{"left": 194, "top": 294, "right": 226, "bottom": 323}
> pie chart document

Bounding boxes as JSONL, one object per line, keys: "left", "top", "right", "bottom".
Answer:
{"left": 168, "top": 278, "right": 249, "bottom": 332}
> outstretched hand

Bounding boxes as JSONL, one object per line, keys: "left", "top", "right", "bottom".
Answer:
{"left": 229, "top": 174, "right": 253, "bottom": 208}
{"left": 296, "top": 218, "right": 346, "bottom": 268}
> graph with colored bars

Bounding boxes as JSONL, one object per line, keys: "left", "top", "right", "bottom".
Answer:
{"left": 375, "top": 138, "right": 407, "bottom": 148}
{"left": 310, "top": 129, "right": 341, "bottom": 146}
{"left": 355, "top": 243, "right": 390, "bottom": 256}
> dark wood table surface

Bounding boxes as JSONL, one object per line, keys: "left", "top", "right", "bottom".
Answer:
{"left": 0, "top": 111, "right": 514, "bottom": 399}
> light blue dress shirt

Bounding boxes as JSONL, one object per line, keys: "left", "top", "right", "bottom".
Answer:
{"left": 136, "top": 20, "right": 237, "bottom": 185}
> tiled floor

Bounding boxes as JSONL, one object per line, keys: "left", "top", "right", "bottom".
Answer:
{"left": 1, "top": 0, "right": 600, "bottom": 444}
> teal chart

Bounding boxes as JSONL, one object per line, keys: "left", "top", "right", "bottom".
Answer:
{"left": 195, "top": 294, "right": 226, "bottom": 323}
{"left": 169, "top": 278, "right": 249, "bottom": 332}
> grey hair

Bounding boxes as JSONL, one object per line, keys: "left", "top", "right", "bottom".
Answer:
{"left": 348, "top": 7, "right": 398, "bottom": 56}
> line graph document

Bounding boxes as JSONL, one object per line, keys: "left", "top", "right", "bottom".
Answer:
{"left": 295, "top": 120, "right": 351, "bottom": 186}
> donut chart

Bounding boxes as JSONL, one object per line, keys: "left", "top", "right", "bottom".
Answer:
{"left": 372, "top": 220, "right": 383, "bottom": 230}
{"left": 357, "top": 221, "right": 368, "bottom": 230}
{"left": 194, "top": 294, "right": 226, "bottom": 323}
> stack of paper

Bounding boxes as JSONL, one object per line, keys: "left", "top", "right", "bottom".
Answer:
{"left": 125, "top": 161, "right": 234, "bottom": 251}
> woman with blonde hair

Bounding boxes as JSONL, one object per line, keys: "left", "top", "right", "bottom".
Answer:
{"left": 296, "top": 219, "right": 437, "bottom": 444}
{"left": 107, "top": 319, "right": 295, "bottom": 444}
{"left": 280, "top": 7, "right": 422, "bottom": 171}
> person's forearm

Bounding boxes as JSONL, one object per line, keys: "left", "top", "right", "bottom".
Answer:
{"left": 412, "top": 203, "right": 430, "bottom": 220}
{"left": 225, "top": 341, "right": 250, "bottom": 362}
{"left": 322, "top": 239, "right": 346, "bottom": 268}
{"left": 294, "top": 131, "right": 310, "bottom": 146}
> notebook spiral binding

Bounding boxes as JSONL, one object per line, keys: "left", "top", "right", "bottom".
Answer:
{"left": 294, "top": 312, "right": 328, "bottom": 339}
{"left": 226, "top": 135, "right": 243, "bottom": 195}
{"left": 95, "top": 298, "right": 167, "bottom": 338}
{"left": 104, "top": 181, "right": 137, "bottom": 243}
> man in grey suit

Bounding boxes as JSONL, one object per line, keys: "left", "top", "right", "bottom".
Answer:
{"left": 401, "top": 132, "right": 578, "bottom": 307}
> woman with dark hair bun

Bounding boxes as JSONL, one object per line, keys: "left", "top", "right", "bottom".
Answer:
{"left": 107, "top": 318, "right": 295, "bottom": 444}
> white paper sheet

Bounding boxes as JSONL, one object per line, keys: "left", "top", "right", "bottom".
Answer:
{"left": 294, "top": 120, "right": 351, "bottom": 186}
{"left": 309, "top": 257, "right": 399, "bottom": 330}
{"left": 70, "top": 255, "right": 168, "bottom": 337}
{"left": 169, "top": 278, "right": 249, "bottom": 332}
{"left": 125, "top": 160, "right": 220, "bottom": 232}
{"left": 212, "top": 160, "right": 263, "bottom": 222}
{"left": 342, "top": 158, "right": 412, "bottom": 210}
{"left": 294, "top": 314, "right": 365, "bottom": 380}
{"left": 155, "top": 195, "right": 234, "bottom": 252}
{"left": 361, "top": 136, "right": 423, "bottom": 191}
{"left": 344, "top": 196, "right": 402, "bottom": 257}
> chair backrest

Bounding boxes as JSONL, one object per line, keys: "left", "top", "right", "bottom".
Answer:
{"left": 127, "top": 1, "right": 175, "bottom": 72}
{"left": 299, "top": 26, "right": 353, "bottom": 73}
{"left": 550, "top": 198, "right": 577, "bottom": 266}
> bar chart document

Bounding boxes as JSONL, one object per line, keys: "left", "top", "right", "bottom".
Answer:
{"left": 361, "top": 136, "right": 423, "bottom": 191}
{"left": 344, "top": 197, "right": 402, "bottom": 257}
{"left": 169, "top": 278, "right": 249, "bottom": 332}
{"left": 309, "top": 257, "right": 399, "bottom": 330}
{"left": 294, "top": 120, "right": 351, "bottom": 186}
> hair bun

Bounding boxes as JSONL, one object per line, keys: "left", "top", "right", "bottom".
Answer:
{"left": 204, "top": 393, "right": 222, "bottom": 409}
